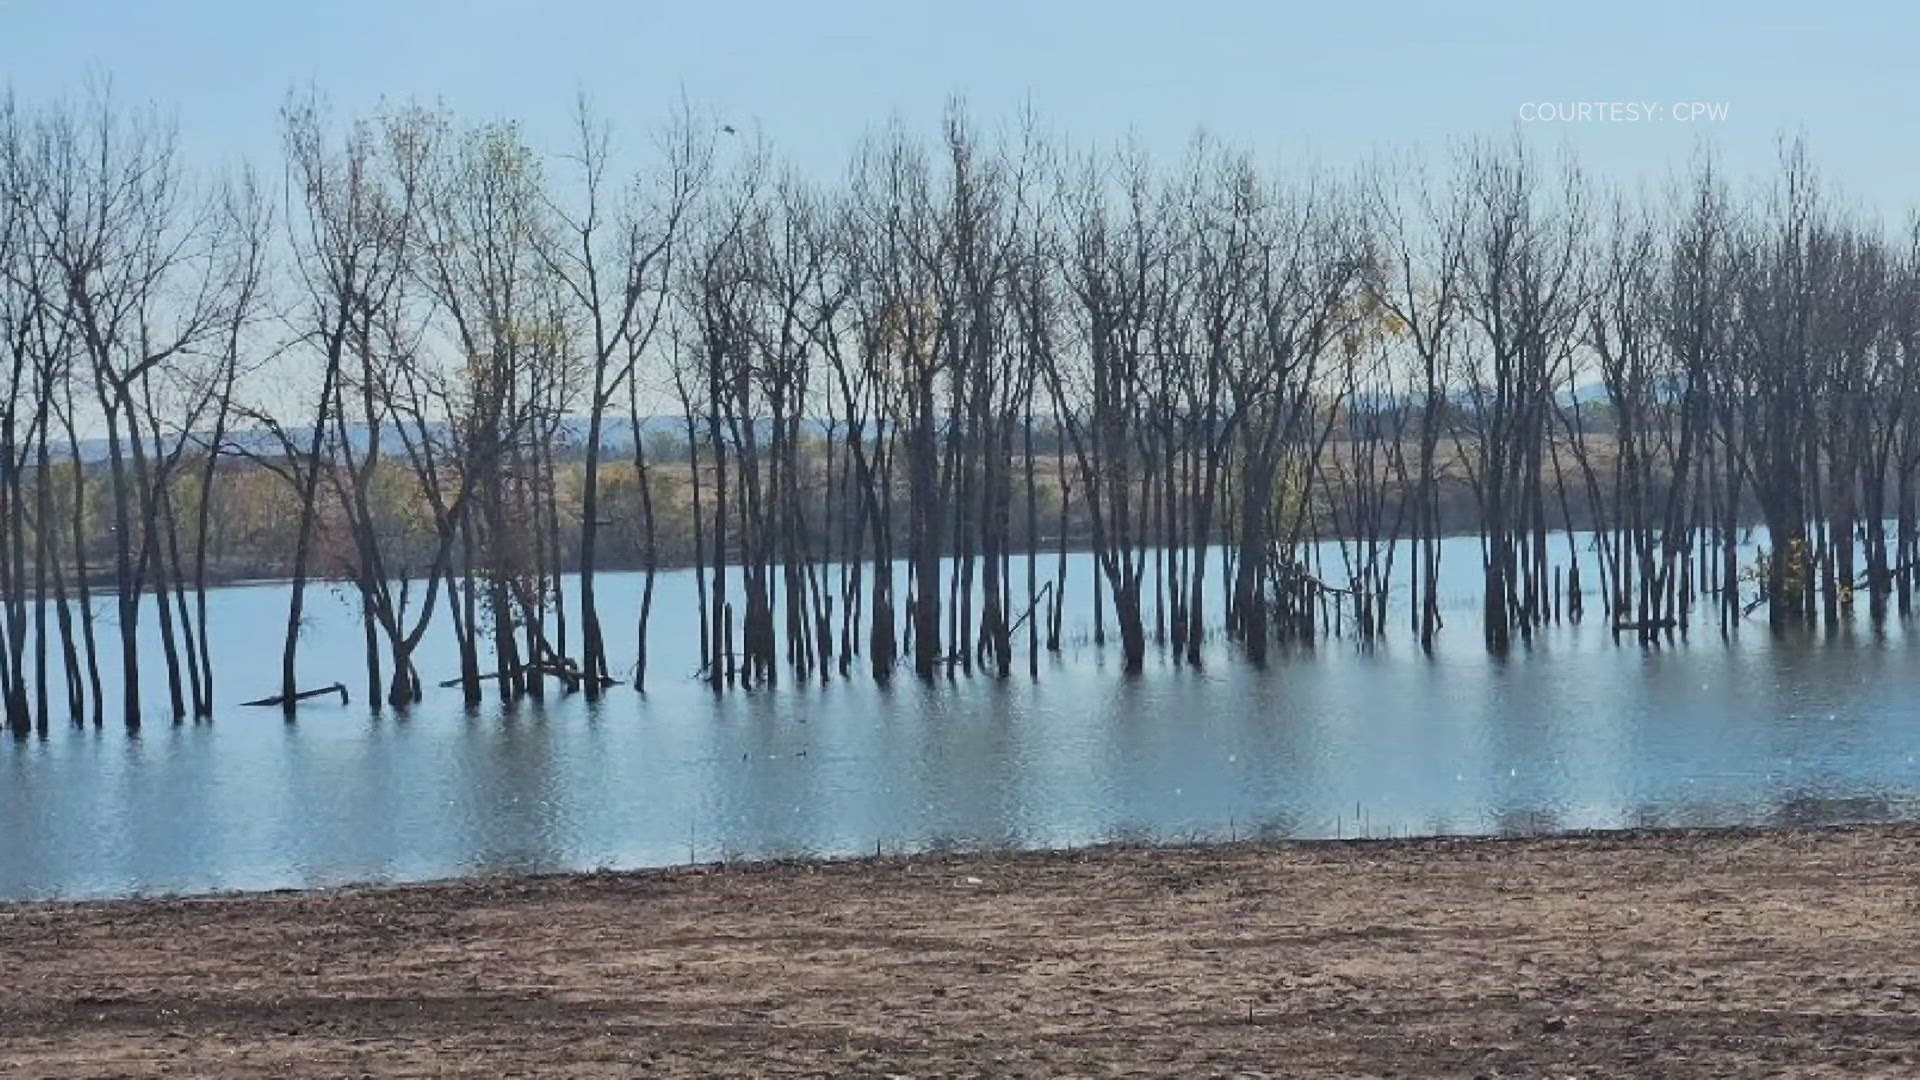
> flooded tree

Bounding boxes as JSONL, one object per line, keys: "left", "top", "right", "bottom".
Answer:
{"left": 14, "top": 93, "right": 241, "bottom": 729}
{"left": 8, "top": 91, "right": 1920, "bottom": 726}
{"left": 547, "top": 100, "right": 704, "bottom": 698}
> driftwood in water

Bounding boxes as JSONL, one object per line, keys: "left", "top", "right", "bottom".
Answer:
{"left": 437, "top": 662, "right": 583, "bottom": 689}
{"left": 1006, "top": 580, "right": 1055, "bottom": 635}
{"left": 241, "top": 682, "right": 349, "bottom": 707}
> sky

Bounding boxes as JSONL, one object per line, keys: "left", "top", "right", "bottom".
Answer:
{"left": 7, "top": 0, "right": 1919, "bottom": 215}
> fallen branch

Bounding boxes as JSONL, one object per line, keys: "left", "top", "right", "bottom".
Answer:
{"left": 241, "top": 682, "right": 349, "bottom": 708}
{"left": 1007, "top": 581, "right": 1055, "bottom": 635}
{"left": 437, "top": 663, "right": 583, "bottom": 689}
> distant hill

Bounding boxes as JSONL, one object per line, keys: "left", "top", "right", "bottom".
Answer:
{"left": 51, "top": 415, "right": 844, "bottom": 465}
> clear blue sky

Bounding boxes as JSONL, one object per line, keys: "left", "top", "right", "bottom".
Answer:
{"left": 8, "top": 0, "right": 1917, "bottom": 212}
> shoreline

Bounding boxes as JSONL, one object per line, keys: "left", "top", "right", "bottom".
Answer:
{"left": 5, "top": 822, "right": 1920, "bottom": 1075}
{"left": 0, "top": 819, "right": 1900, "bottom": 910}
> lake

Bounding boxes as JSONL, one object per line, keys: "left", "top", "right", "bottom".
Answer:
{"left": 4, "top": 532, "right": 1920, "bottom": 901}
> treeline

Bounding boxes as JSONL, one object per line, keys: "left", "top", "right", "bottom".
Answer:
{"left": 4, "top": 89, "right": 1919, "bottom": 735}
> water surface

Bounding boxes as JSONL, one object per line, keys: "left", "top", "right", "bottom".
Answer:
{"left": 5, "top": 535, "right": 1919, "bottom": 901}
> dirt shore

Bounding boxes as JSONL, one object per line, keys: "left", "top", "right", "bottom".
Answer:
{"left": 3, "top": 826, "right": 1920, "bottom": 1077}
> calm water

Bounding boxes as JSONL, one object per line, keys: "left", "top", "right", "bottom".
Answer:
{"left": 5, "top": 533, "right": 1920, "bottom": 901}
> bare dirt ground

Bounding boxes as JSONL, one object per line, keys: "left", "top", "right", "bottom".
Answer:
{"left": 4, "top": 825, "right": 1920, "bottom": 1077}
